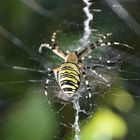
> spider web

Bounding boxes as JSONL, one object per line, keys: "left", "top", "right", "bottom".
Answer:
{"left": 0, "top": 0, "right": 140, "bottom": 140}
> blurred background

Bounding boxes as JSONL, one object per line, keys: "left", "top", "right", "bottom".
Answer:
{"left": 0, "top": 0, "right": 140, "bottom": 140}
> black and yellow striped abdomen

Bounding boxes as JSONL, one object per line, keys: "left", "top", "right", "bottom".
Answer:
{"left": 58, "top": 62, "right": 80, "bottom": 96}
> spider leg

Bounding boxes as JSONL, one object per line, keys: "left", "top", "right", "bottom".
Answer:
{"left": 99, "top": 42, "right": 134, "bottom": 49}
{"left": 86, "top": 60, "right": 118, "bottom": 70}
{"left": 85, "top": 66, "right": 110, "bottom": 87}
{"left": 51, "top": 31, "right": 57, "bottom": 45}
{"left": 79, "top": 58, "right": 118, "bottom": 71}
{"left": 81, "top": 69, "right": 93, "bottom": 110}
{"left": 95, "top": 33, "right": 112, "bottom": 45}
{"left": 39, "top": 31, "right": 67, "bottom": 60}
{"left": 77, "top": 33, "right": 112, "bottom": 59}
{"left": 81, "top": 70, "right": 92, "bottom": 99}
{"left": 44, "top": 69, "right": 54, "bottom": 107}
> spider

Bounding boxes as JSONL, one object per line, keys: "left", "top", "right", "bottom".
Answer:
{"left": 39, "top": 31, "right": 133, "bottom": 104}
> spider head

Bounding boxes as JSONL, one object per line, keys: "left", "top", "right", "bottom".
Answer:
{"left": 65, "top": 52, "right": 78, "bottom": 64}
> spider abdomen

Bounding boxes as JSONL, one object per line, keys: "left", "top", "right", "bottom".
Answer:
{"left": 58, "top": 62, "right": 80, "bottom": 96}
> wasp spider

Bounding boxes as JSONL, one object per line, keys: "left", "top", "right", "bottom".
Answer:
{"left": 39, "top": 31, "right": 133, "bottom": 103}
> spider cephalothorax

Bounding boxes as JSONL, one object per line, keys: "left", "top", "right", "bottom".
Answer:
{"left": 39, "top": 31, "right": 132, "bottom": 103}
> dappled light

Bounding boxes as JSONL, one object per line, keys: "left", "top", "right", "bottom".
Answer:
{"left": 80, "top": 108, "right": 127, "bottom": 140}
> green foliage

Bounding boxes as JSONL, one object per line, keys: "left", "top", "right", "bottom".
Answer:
{"left": 3, "top": 91, "right": 57, "bottom": 140}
